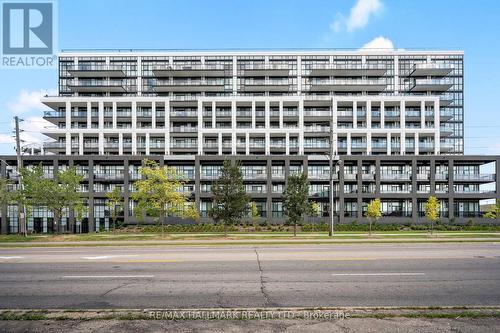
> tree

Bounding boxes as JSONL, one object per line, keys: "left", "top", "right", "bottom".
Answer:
{"left": 483, "top": 199, "right": 500, "bottom": 219}
{"left": 20, "top": 165, "right": 84, "bottom": 233}
{"left": 106, "top": 186, "right": 124, "bottom": 233}
{"left": 209, "top": 160, "right": 250, "bottom": 237}
{"left": 74, "top": 202, "right": 87, "bottom": 234}
{"left": 365, "top": 199, "right": 382, "bottom": 236}
{"left": 0, "top": 178, "right": 15, "bottom": 208}
{"left": 425, "top": 196, "right": 440, "bottom": 236}
{"left": 131, "top": 159, "right": 198, "bottom": 238}
{"left": 250, "top": 201, "right": 260, "bottom": 229}
{"left": 283, "top": 173, "right": 315, "bottom": 237}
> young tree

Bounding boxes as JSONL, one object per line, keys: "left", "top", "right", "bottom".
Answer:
{"left": 20, "top": 165, "right": 84, "bottom": 233}
{"left": 425, "top": 196, "right": 440, "bottom": 236}
{"left": 282, "top": 173, "right": 315, "bottom": 237}
{"left": 131, "top": 159, "right": 198, "bottom": 238}
{"left": 483, "top": 199, "right": 500, "bottom": 219}
{"left": 73, "top": 202, "right": 87, "bottom": 234}
{"left": 210, "top": 160, "right": 250, "bottom": 237}
{"left": 365, "top": 199, "right": 382, "bottom": 236}
{"left": 106, "top": 186, "right": 124, "bottom": 233}
{"left": 250, "top": 201, "right": 260, "bottom": 229}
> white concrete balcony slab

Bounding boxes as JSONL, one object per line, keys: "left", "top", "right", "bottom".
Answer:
{"left": 409, "top": 63, "right": 454, "bottom": 77}
{"left": 242, "top": 80, "right": 291, "bottom": 92}
{"left": 153, "top": 64, "right": 227, "bottom": 77}
{"left": 153, "top": 80, "right": 225, "bottom": 92}
{"left": 411, "top": 78, "right": 453, "bottom": 92}
{"left": 67, "top": 64, "right": 127, "bottom": 77}
{"left": 309, "top": 79, "right": 387, "bottom": 92}
{"left": 307, "top": 63, "right": 387, "bottom": 76}
{"left": 67, "top": 80, "right": 131, "bottom": 93}
{"left": 239, "top": 63, "right": 291, "bottom": 76}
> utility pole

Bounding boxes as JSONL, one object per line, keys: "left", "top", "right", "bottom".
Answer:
{"left": 14, "top": 116, "right": 27, "bottom": 237}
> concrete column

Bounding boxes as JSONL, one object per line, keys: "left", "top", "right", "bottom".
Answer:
{"left": 380, "top": 100, "right": 385, "bottom": 129}
{"left": 265, "top": 132, "right": 270, "bottom": 155}
{"left": 357, "top": 159, "right": 363, "bottom": 220}
{"left": 123, "top": 159, "right": 130, "bottom": 224}
{"left": 448, "top": 159, "right": 454, "bottom": 219}
{"left": 339, "top": 160, "right": 345, "bottom": 224}
{"left": 245, "top": 132, "right": 250, "bottom": 155}
{"left": 164, "top": 100, "right": 170, "bottom": 155}
{"left": 347, "top": 133, "right": 351, "bottom": 155}
{"left": 251, "top": 101, "right": 256, "bottom": 129}
{"left": 266, "top": 159, "right": 272, "bottom": 222}
{"left": 195, "top": 157, "right": 201, "bottom": 215}
{"left": 145, "top": 133, "right": 150, "bottom": 155}
{"left": 279, "top": 100, "right": 284, "bottom": 128}
{"left": 151, "top": 101, "right": 156, "bottom": 129}
{"left": 353, "top": 101, "right": 357, "bottom": 129}
{"left": 212, "top": 101, "right": 216, "bottom": 129}
{"left": 86, "top": 101, "right": 92, "bottom": 128}
{"left": 298, "top": 99, "right": 304, "bottom": 154}
{"left": 112, "top": 101, "right": 117, "bottom": 129}
{"left": 218, "top": 133, "right": 222, "bottom": 155}
{"left": 411, "top": 158, "right": 418, "bottom": 223}
{"left": 118, "top": 133, "right": 123, "bottom": 155}
{"left": 386, "top": 132, "right": 391, "bottom": 155}
{"left": 375, "top": 159, "right": 381, "bottom": 196}
{"left": 430, "top": 158, "right": 436, "bottom": 194}
{"left": 88, "top": 159, "right": 95, "bottom": 232}
{"left": 285, "top": 133, "right": 290, "bottom": 155}
{"left": 79, "top": 133, "right": 84, "bottom": 155}
{"left": 66, "top": 101, "right": 71, "bottom": 155}
{"left": 415, "top": 132, "right": 420, "bottom": 155}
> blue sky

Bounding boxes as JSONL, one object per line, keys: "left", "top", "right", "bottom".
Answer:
{"left": 1, "top": 0, "right": 500, "bottom": 155}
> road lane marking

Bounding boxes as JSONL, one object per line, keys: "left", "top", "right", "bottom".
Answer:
{"left": 118, "top": 259, "right": 180, "bottom": 263}
{"left": 62, "top": 275, "right": 154, "bottom": 279}
{"left": 331, "top": 272, "right": 425, "bottom": 276}
{"left": 82, "top": 255, "right": 139, "bottom": 260}
{"left": 0, "top": 256, "right": 24, "bottom": 259}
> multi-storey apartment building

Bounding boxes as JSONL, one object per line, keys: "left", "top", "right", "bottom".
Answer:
{"left": 0, "top": 49, "right": 498, "bottom": 234}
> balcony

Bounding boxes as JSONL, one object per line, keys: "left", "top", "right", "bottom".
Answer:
{"left": 309, "top": 173, "right": 330, "bottom": 180}
{"left": 242, "top": 79, "right": 291, "bottom": 92}
{"left": 67, "top": 80, "right": 132, "bottom": 93}
{"left": 409, "top": 63, "right": 454, "bottom": 77}
{"left": 43, "top": 111, "right": 65, "bottom": 118}
{"left": 153, "top": 64, "right": 227, "bottom": 77}
{"left": 304, "top": 126, "right": 330, "bottom": 133}
{"left": 153, "top": 79, "right": 225, "bottom": 92}
{"left": 307, "top": 63, "right": 387, "bottom": 76}
{"left": 43, "top": 141, "right": 66, "bottom": 149}
{"left": 410, "top": 78, "right": 453, "bottom": 92}
{"left": 380, "top": 173, "right": 411, "bottom": 181}
{"left": 170, "top": 126, "right": 198, "bottom": 133}
{"left": 170, "top": 110, "right": 197, "bottom": 118}
{"left": 240, "top": 63, "right": 290, "bottom": 76}
{"left": 309, "top": 79, "right": 387, "bottom": 92}
{"left": 453, "top": 174, "right": 495, "bottom": 182}
{"left": 243, "top": 173, "right": 267, "bottom": 181}
{"left": 67, "top": 64, "right": 127, "bottom": 77}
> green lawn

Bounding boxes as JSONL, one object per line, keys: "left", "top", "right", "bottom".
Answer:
{"left": 0, "top": 230, "right": 499, "bottom": 243}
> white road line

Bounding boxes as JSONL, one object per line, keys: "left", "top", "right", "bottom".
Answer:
{"left": 62, "top": 275, "right": 154, "bottom": 279}
{"left": 82, "top": 255, "right": 139, "bottom": 260}
{"left": 0, "top": 256, "right": 23, "bottom": 259}
{"left": 331, "top": 273, "right": 426, "bottom": 276}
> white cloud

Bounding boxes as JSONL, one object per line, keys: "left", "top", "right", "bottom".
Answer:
{"left": 361, "top": 36, "right": 394, "bottom": 50}
{"left": 0, "top": 134, "right": 14, "bottom": 145}
{"left": 7, "top": 89, "right": 57, "bottom": 114}
{"left": 331, "top": 0, "right": 383, "bottom": 33}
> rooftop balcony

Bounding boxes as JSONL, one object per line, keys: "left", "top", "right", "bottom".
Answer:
{"left": 410, "top": 78, "right": 453, "bottom": 92}
{"left": 409, "top": 63, "right": 454, "bottom": 77}
{"left": 153, "top": 79, "right": 225, "bottom": 92}
{"left": 153, "top": 64, "right": 228, "bottom": 77}
{"left": 309, "top": 79, "right": 387, "bottom": 92}
{"left": 67, "top": 80, "right": 133, "bottom": 93}
{"left": 67, "top": 64, "right": 127, "bottom": 77}
{"left": 239, "top": 63, "right": 291, "bottom": 76}
{"left": 307, "top": 63, "right": 387, "bottom": 76}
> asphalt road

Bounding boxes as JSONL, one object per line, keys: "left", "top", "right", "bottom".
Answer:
{"left": 0, "top": 243, "right": 499, "bottom": 309}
